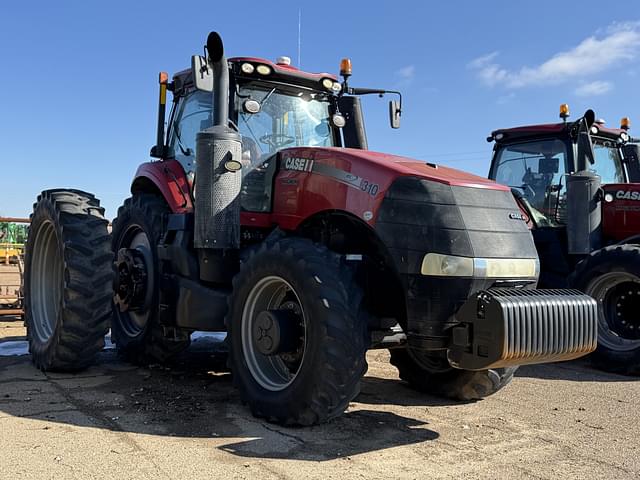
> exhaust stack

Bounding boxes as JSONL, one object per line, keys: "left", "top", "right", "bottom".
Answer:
{"left": 194, "top": 31, "right": 242, "bottom": 283}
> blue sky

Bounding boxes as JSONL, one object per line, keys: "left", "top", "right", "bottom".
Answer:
{"left": 0, "top": 1, "right": 638, "bottom": 218}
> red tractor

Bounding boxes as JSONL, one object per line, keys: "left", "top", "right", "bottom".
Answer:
{"left": 488, "top": 106, "right": 640, "bottom": 375}
{"left": 24, "top": 33, "right": 597, "bottom": 426}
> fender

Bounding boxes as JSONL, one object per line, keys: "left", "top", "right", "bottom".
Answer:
{"left": 131, "top": 160, "right": 194, "bottom": 213}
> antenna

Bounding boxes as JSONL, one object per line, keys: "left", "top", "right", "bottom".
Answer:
{"left": 297, "top": 9, "right": 302, "bottom": 68}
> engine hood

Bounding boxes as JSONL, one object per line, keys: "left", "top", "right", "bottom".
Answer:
{"left": 280, "top": 146, "right": 507, "bottom": 191}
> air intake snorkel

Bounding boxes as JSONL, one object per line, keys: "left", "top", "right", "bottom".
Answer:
{"left": 194, "top": 31, "right": 243, "bottom": 284}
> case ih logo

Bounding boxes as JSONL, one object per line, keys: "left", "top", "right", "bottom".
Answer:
{"left": 284, "top": 157, "right": 314, "bottom": 172}
{"left": 616, "top": 190, "right": 640, "bottom": 201}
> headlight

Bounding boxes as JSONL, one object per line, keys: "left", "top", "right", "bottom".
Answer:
{"left": 256, "top": 64, "right": 272, "bottom": 75}
{"left": 241, "top": 63, "right": 255, "bottom": 74}
{"left": 322, "top": 78, "right": 334, "bottom": 90}
{"left": 421, "top": 254, "right": 474, "bottom": 277}
{"left": 421, "top": 253, "right": 539, "bottom": 278}
{"left": 331, "top": 81, "right": 342, "bottom": 93}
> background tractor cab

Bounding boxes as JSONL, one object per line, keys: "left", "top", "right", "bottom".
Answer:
{"left": 489, "top": 106, "right": 640, "bottom": 375}
{"left": 488, "top": 105, "right": 631, "bottom": 286}
{"left": 621, "top": 118, "right": 640, "bottom": 182}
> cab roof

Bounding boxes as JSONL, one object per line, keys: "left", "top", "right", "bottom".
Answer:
{"left": 172, "top": 56, "right": 338, "bottom": 94}
{"left": 490, "top": 122, "right": 626, "bottom": 143}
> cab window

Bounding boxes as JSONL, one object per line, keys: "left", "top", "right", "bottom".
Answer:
{"left": 168, "top": 90, "right": 212, "bottom": 173}
{"left": 590, "top": 140, "right": 626, "bottom": 184}
{"left": 492, "top": 139, "right": 568, "bottom": 226}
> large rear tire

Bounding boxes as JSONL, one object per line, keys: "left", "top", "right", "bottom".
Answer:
{"left": 569, "top": 245, "right": 640, "bottom": 375}
{"left": 226, "top": 237, "right": 368, "bottom": 426}
{"left": 24, "top": 190, "right": 112, "bottom": 371}
{"left": 111, "top": 194, "right": 190, "bottom": 364}
{"left": 389, "top": 348, "right": 517, "bottom": 401}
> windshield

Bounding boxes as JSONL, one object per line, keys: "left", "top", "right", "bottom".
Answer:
{"left": 590, "top": 138, "right": 626, "bottom": 184}
{"left": 236, "top": 82, "right": 336, "bottom": 161}
{"left": 492, "top": 138, "right": 568, "bottom": 226}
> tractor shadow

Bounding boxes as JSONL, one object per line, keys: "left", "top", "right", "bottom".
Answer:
{"left": 514, "top": 358, "right": 640, "bottom": 383}
{"left": 0, "top": 335, "right": 439, "bottom": 461}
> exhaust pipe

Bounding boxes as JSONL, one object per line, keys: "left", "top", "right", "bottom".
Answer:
{"left": 194, "top": 31, "right": 242, "bottom": 283}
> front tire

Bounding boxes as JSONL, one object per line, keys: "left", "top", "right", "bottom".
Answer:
{"left": 24, "top": 190, "right": 112, "bottom": 371}
{"left": 111, "top": 194, "right": 190, "bottom": 364}
{"left": 390, "top": 348, "right": 517, "bottom": 401}
{"left": 569, "top": 245, "right": 640, "bottom": 375}
{"left": 227, "top": 237, "right": 368, "bottom": 426}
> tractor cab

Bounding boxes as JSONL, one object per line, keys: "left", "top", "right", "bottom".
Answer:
{"left": 150, "top": 54, "right": 400, "bottom": 214}
{"left": 164, "top": 57, "right": 345, "bottom": 177}
{"left": 153, "top": 54, "right": 400, "bottom": 172}
{"left": 489, "top": 105, "right": 629, "bottom": 228}
{"left": 488, "top": 105, "right": 632, "bottom": 287}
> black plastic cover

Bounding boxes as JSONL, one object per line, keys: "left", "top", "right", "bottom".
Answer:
{"left": 375, "top": 177, "right": 539, "bottom": 347}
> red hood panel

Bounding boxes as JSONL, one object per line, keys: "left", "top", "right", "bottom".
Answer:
{"left": 281, "top": 147, "right": 508, "bottom": 191}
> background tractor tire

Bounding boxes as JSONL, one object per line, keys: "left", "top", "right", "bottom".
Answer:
{"left": 111, "top": 194, "right": 190, "bottom": 364}
{"left": 569, "top": 245, "right": 640, "bottom": 376}
{"left": 389, "top": 348, "right": 517, "bottom": 401}
{"left": 226, "top": 237, "right": 368, "bottom": 426}
{"left": 24, "top": 190, "right": 112, "bottom": 371}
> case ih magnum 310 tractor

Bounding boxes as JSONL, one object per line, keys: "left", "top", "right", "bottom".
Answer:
{"left": 23, "top": 33, "right": 597, "bottom": 426}
{"left": 489, "top": 107, "right": 640, "bottom": 375}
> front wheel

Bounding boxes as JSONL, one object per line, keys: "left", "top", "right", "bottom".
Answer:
{"left": 569, "top": 245, "right": 640, "bottom": 375}
{"left": 226, "top": 237, "right": 368, "bottom": 426}
{"left": 389, "top": 348, "right": 517, "bottom": 401}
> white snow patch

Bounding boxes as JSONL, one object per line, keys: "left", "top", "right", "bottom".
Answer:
{"left": 0, "top": 332, "right": 224, "bottom": 357}
{"left": 0, "top": 340, "right": 29, "bottom": 357}
{"left": 191, "top": 332, "right": 226, "bottom": 342}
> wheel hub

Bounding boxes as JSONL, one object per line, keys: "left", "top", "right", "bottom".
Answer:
{"left": 241, "top": 276, "right": 307, "bottom": 391}
{"left": 113, "top": 248, "right": 149, "bottom": 313}
{"left": 608, "top": 282, "right": 640, "bottom": 340}
{"left": 252, "top": 309, "right": 299, "bottom": 355}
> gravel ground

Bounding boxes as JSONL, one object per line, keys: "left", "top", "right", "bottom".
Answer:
{"left": 0, "top": 317, "right": 638, "bottom": 480}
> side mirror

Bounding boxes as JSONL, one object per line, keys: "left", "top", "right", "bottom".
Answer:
{"left": 389, "top": 100, "right": 401, "bottom": 129}
{"left": 191, "top": 55, "right": 213, "bottom": 92}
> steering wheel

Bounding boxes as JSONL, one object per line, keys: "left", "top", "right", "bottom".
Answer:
{"left": 259, "top": 133, "right": 295, "bottom": 150}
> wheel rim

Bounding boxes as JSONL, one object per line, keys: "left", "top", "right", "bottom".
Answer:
{"left": 587, "top": 272, "right": 640, "bottom": 350}
{"left": 241, "top": 276, "right": 307, "bottom": 392}
{"left": 30, "top": 220, "right": 63, "bottom": 343}
{"left": 115, "top": 226, "right": 153, "bottom": 337}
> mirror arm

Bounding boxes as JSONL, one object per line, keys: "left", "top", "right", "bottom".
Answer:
{"left": 347, "top": 87, "right": 402, "bottom": 110}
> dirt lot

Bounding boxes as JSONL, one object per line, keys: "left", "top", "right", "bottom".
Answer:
{"left": 0, "top": 318, "right": 638, "bottom": 480}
